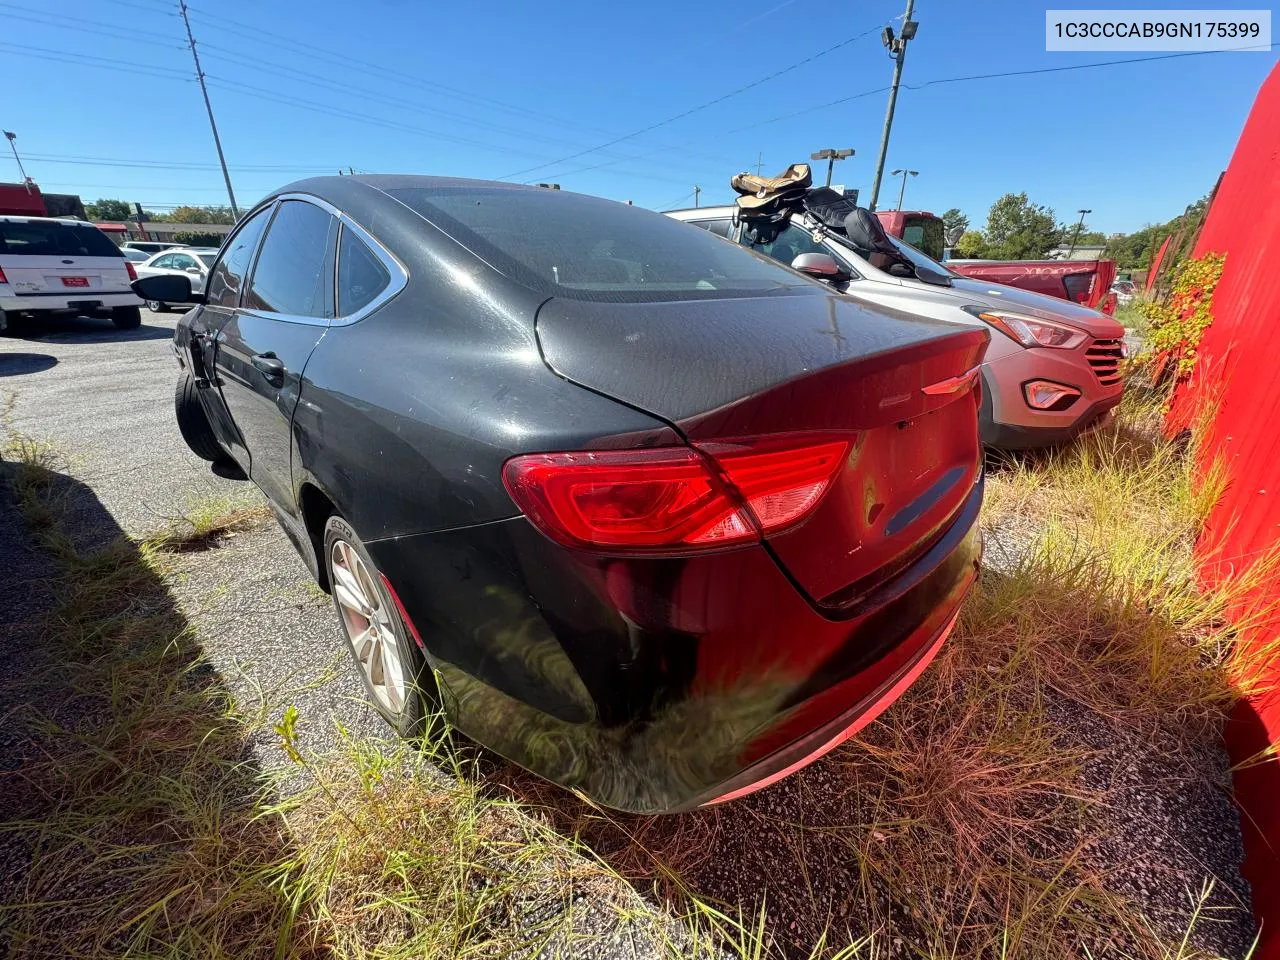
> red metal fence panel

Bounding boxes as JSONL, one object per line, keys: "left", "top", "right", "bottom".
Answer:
{"left": 1171, "top": 60, "right": 1280, "bottom": 955}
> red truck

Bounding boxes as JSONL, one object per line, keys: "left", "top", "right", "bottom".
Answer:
{"left": 875, "top": 209, "right": 1118, "bottom": 316}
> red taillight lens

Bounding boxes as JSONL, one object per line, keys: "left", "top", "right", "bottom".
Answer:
{"left": 0, "top": 265, "right": 8, "bottom": 284}
{"left": 503, "top": 438, "right": 849, "bottom": 554}
{"left": 125, "top": 261, "right": 137, "bottom": 281}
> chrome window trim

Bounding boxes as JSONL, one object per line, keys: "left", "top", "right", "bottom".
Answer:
{"left": 235, "top": 192, "right": 407, "bottom": 328}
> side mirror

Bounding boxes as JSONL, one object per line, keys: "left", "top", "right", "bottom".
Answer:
{"left": 185, "top": 266, "right": 203, "bottom": 274}
{"left": 132, "top": 273, "right": 204, "bottom": 305}
{"left": 791, "top": 252, "right": 847, "bottom": 280}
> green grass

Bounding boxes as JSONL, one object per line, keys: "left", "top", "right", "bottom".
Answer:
{"left": 2, "top": 377, "right": 1272, "bottom": 959}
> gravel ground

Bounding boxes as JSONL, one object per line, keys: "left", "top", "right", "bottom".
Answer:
{"left": 0, "top": 310, "right": 1256, "bottom": 958}
{"left": 0, "top": 310, "right": 680, "bottom": 957}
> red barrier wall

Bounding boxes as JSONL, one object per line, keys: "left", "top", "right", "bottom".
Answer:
{"left": 1170, "top": 61, "right": 1280, "bottom": 955}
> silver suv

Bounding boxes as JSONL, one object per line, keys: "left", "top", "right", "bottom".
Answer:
{"left": 667, "top": 206, "right": 1125, "bottom": 449}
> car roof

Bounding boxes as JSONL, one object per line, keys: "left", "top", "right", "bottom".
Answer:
{"left": 0, "top": 214, "right": 97, "bottom": 226}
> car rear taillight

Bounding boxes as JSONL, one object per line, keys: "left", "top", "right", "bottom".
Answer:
{"left": 502, "top": 437, "right": 850, "bottom": 554}
{"left": 1062, "top": 273, "right": 1093, "bottom": 305}
{"left": 125, "top": 261, "right": 137, "bottom": 281}
{"left": 0, "top": 265, "right": 7, "bottom": 285}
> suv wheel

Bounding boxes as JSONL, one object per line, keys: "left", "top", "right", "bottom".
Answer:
{"left": 111, "top": 306, "right": 142, "bottom": 330}
{"left": 323, "top": 515, "right": 436, "bottom": 736}
{"left": 146, "top": 300, "right": 168, "bottom": 313}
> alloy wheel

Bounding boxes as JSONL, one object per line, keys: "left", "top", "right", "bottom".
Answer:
{"left": 330, "top": 538, "right": 407, "bottom": 715}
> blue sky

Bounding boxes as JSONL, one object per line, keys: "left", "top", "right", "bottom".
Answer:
{"left": 2, "top": 0, "right": 1275, "bottom": 234}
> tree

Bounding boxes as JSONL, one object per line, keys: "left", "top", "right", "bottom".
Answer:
{"left": 953, "top": 230, "right": 989, "bottom": 259}
{"left": 940, "top": 208, "right": 969, "bottom": 238}
{"left": 172, "top": 231, "right": 225, "bottom": 247}
{"left": 85, "top": 198, "right": 133, "bottom": 221}
{"left": 983, "top": 192, "right": 1061, "bottom": 260}
{"left": 150, "top": 205, "right": 236, "bottom": 225}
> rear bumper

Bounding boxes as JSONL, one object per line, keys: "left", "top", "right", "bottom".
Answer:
{"left": 368, "top": 476, "right": 983, "bottom": 814}
{"left": 1, "top": 290, "right": 142, "bottom": 312}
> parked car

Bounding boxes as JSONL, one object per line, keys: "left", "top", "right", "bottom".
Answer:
{"left": 135, "top": 247, "right": 218, "bottom": 311}
{"left": 669, "top": 205, "right": 1126, "bottom": 450}
{"left": 120, "top": 246, "right": 152, "bottom": 264}
{"left": 872, "top": 209, "right": 1120, "bottom": 316}
{"left": 1, "top": 215, "right": 143, "bottom": 332}
{"left": 1111, "top": 279, "right": 1137, "bottom": 304}
{"left": 122, "top": 240, "right": 181, "bottom": 256}
{"left": 945, "top": 257, "right": 1119, "bottom": 316}
{"left": 133, "top": 175, "right": 986, "bottom": 814}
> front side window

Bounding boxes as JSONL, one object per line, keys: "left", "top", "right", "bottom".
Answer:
{"left": 739, "top": 221, "right": 828, "bottom": 267}
{"left": 337, "top": 227, "right": 391, "bottom": 317}
{"left": 151, "top": 254, "right": 175, "bottom": 269}
{"left": 207, "top": 206, "right": 272, "bottom": 308}
{"left": 170, "top": 254, "right": 197, "bottom": 271}
{"left": 386, "top": 186, "right": 808, "bottom": 303}
{"left": 243, "top": 200, "right": 337, "bottom": 317}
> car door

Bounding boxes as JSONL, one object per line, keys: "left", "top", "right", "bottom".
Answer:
{"left": 211, "top": 197, "right": 338, "bottom": 513}
{"left": 187, "top": 204, "right": 275, "bottom": 467}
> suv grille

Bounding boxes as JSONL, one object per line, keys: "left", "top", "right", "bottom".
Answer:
{"left": 1086, "top": 338, "right": 1124, "bottom": 385}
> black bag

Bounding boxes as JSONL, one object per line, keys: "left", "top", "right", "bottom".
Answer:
{"left": 801, "top": 187, "right": 860, "bottom": 231}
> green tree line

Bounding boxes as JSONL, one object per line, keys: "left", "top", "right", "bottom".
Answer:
{"left": 944, "top": 191, "right": 1210, "bottom": 271}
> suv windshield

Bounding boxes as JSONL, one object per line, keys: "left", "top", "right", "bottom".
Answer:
{"left": 386, "top": 186, "right": 809, "bottom": 302}
{"left": 0, "top": 221, "right": 123, "bottom": 257}
{"left": 826, "top": 228, "right": 956, "bottom": 284}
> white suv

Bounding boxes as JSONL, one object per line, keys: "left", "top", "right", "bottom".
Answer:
{"left": 1, "top": 216, "right": 144, "bottom": 333}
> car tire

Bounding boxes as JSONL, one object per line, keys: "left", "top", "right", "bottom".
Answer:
{"left": 323, "top": 514, "right": 436, "bottom": 737}
{"left": 174, "top": 372, "right": 225, "bottom": 462}
{"left": 146, "top": 300, "right": 168, "bottom": 313}
{"left": 111, "top": 305, "right": 142, "bottom": 329}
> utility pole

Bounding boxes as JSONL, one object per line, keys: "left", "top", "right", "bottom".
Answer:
{"left": 755, "top": 152, "right": 764, "bottom": 176}
{"left": 3, "top": 131, "right": 31, "bottom": 193}
{"left": 1067, "top": 208, "right": 1092, "bottom": 257}
{"left": 179, "top": 0, "right": 239, "bottom": 219}
{"left": 869, "top": 0, "right": 918, "bottom": 211}
{"left": 891, "top": 168, "right": 918, "bottom": 210}
{"left": 811, "top": 148, "right": 854, "bottom": 188}
{"left": 693, "top": 184, "right": 701, "bottom": 208}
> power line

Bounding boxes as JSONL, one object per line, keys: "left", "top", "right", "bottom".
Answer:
{"left": 500, "top": 21, "right": 889, "bottom": 181}
{"left": 0, "top": 42, "right": 192, "bottom": 82}
{"left": 24, "top": 152, "right": 342, "bottom": 172}
{"left": 180, "top": 5, "right": 738, "bottom": 167}
{"left": 0, "top": 3, "right": 184, "bottom": 47}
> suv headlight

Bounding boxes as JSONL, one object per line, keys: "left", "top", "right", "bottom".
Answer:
{"left": 962, "top": 307, "right": 1087, "bottom": 350}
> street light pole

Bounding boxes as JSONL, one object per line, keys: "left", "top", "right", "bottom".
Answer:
{"left": 1067, "top": 208, "right": 1092, "bottom": 257}
{"left": 869, "top": 0, "right": 917, "bottom": 211}
{"left": 3, "top": 131, "right": 31, "bottom": 193}
{"left": 178, "top": 0, "right": 239, "bottom": 219}
{"left": 810, "top": 148, "right": 854, "bottom": 187}
{"left": 891, "top": 168, "right": 918, "bottom": 210}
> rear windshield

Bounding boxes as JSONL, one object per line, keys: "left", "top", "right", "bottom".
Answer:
{"left": 385, "top": 186, "right": 809, "bottom": 302}
{"left": 0, "top": 221, "right": 123, "bottom": 258}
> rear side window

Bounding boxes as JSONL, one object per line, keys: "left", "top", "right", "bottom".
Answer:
{"left": 0, "top": 221, "right": 122, "bottom": 257}
{"left": 337, "top": 227, "right": 390, "bottom": 316}
{"left": 243, "top": 200, "right": 337, "bottom": 318}
{"left": 207, "top": 206, "right": 272, "bottom": 308}
{"left": 386, "top": 186, "right": 806, "bottom": 303}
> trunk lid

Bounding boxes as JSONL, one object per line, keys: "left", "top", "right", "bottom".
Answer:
{"left": 535, "top": 287, "right": 987, "bottom": 606}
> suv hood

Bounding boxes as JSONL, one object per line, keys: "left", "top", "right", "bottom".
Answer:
{"left": 940, "top": 275, "right": 1124, "bottom": 338}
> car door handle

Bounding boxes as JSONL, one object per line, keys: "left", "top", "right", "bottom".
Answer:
{"left": 252, "top": 352, "right": 285, "bottom": 384}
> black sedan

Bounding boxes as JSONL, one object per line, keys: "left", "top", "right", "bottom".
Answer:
{"left": 134, "top": 176, "right": 987, "bottom": 814}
